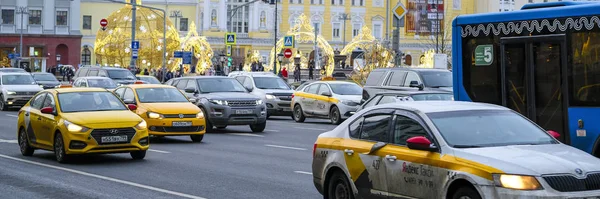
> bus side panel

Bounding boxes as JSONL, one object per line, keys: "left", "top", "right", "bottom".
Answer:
{"left": 568, "top": 107, "right": 600, "bottom": 154}
{"left": 452, "top": 21, "right": 472, "bottom": 102}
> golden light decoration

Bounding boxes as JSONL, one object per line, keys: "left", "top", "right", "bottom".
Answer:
{"left": 94, "top": 1, "right": 180, "bottom": 71}
{"left": 417, "top": 49, "right": 435, "bottom": 68}
{"left": 243, "top": 50, "right": 262, "bottom": 71}
{"left": 345, "top": 26, "right": 395, "bottom": 86}
{"left": 176, "top": 21, "right": 213, "bottom": 73}
{"left": 268, "top": 13, "right": 335, "bottom": 76}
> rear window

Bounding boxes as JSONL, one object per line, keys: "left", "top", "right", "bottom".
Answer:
{"left": 365, "top": 71, "right": 386, "bottom": 86}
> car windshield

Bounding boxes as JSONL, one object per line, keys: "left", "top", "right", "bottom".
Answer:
{"left": 33, "top": 74, "right": 58, "bottom": 82}
{"left": 107, "top": 70, "right": 135, "bottom": 80}
{"left": 329, "top": 83, "right": 362, "bottom": 95}
{"left": 254, "top": 77, "right": 290, "bottom": 90}
{"left": 411, "top": 93, "right": 453, "bottom": 101}
{"left": 58, "top": 92, "right": 127, "bottom": 113}
{"left": 428, "top": 110, "right": 558, "bottom": 148}
{"left": 136, "top": 88, "right": 189, "bottom": 103}
{"left": 197, "top": 78, "right": 247, "bottom": 93}
{"left": 421, "top": 71, "right": 452, "bottom": 88}
{"left": 87, "top": 79, "right": 117, "bottom": 89}
{"left": 1, "top": 74, "right": 37, "bottom": 85}
{"left": 139, "top": 76, "right": 160, "bottom": 84}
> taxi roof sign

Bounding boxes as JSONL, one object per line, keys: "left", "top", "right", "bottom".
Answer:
{"left": 393, "top": 2, "right": 407, "bottom": 19}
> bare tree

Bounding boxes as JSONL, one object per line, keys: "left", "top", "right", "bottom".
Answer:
{"left": 416, "top": 1, "right": 452, "bottom": 68}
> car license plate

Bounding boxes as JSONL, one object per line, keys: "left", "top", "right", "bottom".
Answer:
{"left": 235, "top": 109, "right": 253, "bottom": 114}
{"left": 101, "top": 135, "right": 127, "bottom": 143}
{"left": 172, "top": 121, "right": 192, "bottom": 127}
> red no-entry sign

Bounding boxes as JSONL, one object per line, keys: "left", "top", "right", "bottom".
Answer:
{"left": 100, "top": 19, "right": 108, "bottom": 27}
{"left": 284, "top": 48, "right": 293, "bottom": 59}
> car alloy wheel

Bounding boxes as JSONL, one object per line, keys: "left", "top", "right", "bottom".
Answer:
{"left": 293, "top": 105, "right": 305, "bottom": 122}
{"left": 54, "top": 133, "right": 69, "bottom": 163}
{"left": 328, "top": 172, "right": 353, "bottom": 199}
{"left": 19, "top": 128, "right": 34, "bottom": 156}
{"left": 330, "top": 106, "right": 341, "bottom": 125}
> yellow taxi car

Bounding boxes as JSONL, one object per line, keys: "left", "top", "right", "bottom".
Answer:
{"left": 113, "top": 84, "right": 206, "bottom": 142}
{"left": 17, "top": 88, "right": 149, "bottom": 163}
{"left": 291, "top": 81, "right": 362, "bottom": 124}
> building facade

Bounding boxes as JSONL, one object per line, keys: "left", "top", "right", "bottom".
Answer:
{"left": 80, "top": 0, "right": 477, "bottom": 69}
{"left": 0, "top": 0, "right": 82, "bottom": 70}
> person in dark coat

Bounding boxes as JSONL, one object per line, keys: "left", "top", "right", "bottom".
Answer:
{"left": 143, "top": 69, "right": 149, "bottom": 75}
{"left": 308, "top": 61, "right": 314, "bottom": 80}
{"left": 238, "top": 63, "right": 243, "bottom": 71}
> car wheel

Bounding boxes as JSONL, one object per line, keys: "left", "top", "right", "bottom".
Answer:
{"left": 250, "top": 122, "right": 266, "bottom": 132}
{"left": 130, "top": 150, "right": 147, "bottom": 160}
{"left": 293, "top": 104, "right": 305, "bottom": 123}
{"left": 0, "top": 95, "right": 7, "bottom": 111}
{"left": 54, "top": 132, "right": 70, "bottom": 163}
{"left": 18, "top": 128, "right": 34, "bottom": 156}
{"left": 190, "top": 134, "right": 204, "bottom": 143}
{"left": 327, "top": 171, "right": 354, "bottom": 199}
{"left": 330, "top": 106, "right": 342, "bottom": 125}
{"left": 452, "top": 186, "right": 481, "bottom": 199}
{"left": 200, "top": 107, "right": 214, "bottom": 133}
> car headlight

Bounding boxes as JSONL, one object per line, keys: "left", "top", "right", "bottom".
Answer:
{"left": 196, "top": 110, "right": 205, "bottom": 119}
{"left": 64, "top": 120, "right": 89, "bottom": 132}
{"left": 135, "top": 120, "right": 147, "bottom": 130}
{"left": 493, "top": 174, "right": 542, "bottom": 190}
{"left": 256, "top": 99, "right": 263, "bottom": 105}
{"left": 209, "top": 99, "right": 228, "bottom": 105}
{"left": 341, "top": 100, "right": 359, "bottom": 106}
{"left": 147, "top": 112, "right": 164, "bottom": 119}
{"left": 265, "top": 94, "right": 276, "bottom": 100}
{"left": 6, "top": 91, "right": 16, "bottom": 95}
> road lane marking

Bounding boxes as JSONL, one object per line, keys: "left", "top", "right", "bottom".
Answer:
{"left": 293, "top": 127, "right": 328, "bottom": 131}
{"left": 264, "top": 129, "right": 279, "bottom": 132}
{"left": 5, "top": 114, "right": 18, "bottom": 118}
{"left": 294, "top": 171, "right": 313, "bottom": 175}
{"left": 0, "top": 154, "right": 206, "bottom": 199}
{"left": 148, "top": 149, "right": 170, "bottom": 154}
{"left": 0, "top": 139, "right": 17, "bottom": 143}
{"left": 228, "top": 133, "right": 265, "bottom": 137}
{"left": 265, "top": 144, "right": 306, "bottom": 151}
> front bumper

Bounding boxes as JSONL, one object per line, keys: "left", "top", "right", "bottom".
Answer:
{"left": 63, "top": 128, "right": 150, "bottom": 155}
{"left": 481, "top": 185, "right": 600, "bottom": 198}
{"left": 3, "top": 95, "right": 34, "bottom": 107}
{"left": 146, "top": 117, "right": 206, "bottom": 136}
{"left": 336, "top": 103, "right": 359, "bottom": 120}
{"left": 206, "top": 104, "right": 267, "bottom": 125}
{"left": 266, "top": 98, "right": 292, "bottom": 116}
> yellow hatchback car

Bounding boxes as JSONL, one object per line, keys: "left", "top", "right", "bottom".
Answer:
{"left": 113, "top": 84, "right": 206, "bottom": 142}
{"left": 17, "top": 88, "right": 149, "bottom": 163}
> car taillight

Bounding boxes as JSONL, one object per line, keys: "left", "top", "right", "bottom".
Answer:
{"left": 313, "top": 143, "right": 317, "bottom": 157}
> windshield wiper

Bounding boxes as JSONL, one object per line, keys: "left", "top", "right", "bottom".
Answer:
{"left": 453, "top": 145, "right": 484, "bottom": 148}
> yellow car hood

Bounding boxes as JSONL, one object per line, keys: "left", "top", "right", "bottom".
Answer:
{"left": 62, "top": 110, "right": 142, "bottom": 128}
{"left": 141, "top": 102, "right": 200, "bottom": 114}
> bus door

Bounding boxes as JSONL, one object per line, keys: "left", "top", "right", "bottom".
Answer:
{"left": 500, "top": 35, "right": 569, "bottom": 143}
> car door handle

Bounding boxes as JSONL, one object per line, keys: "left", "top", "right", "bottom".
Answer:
{"left": 37, "top": 117, "right": 42, "bottom": 121}
{"left": 344, "top": 149, "right": 354, "bottom": 155}
{"left": 25, "top": 113, "right": 29, "bottom": 116}
{"left": 385, "top": 155, "right": 397, "bottom": 161}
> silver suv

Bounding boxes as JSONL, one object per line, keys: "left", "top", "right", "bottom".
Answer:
{"left": 0, "top": 72, "right": 43, "bottom": 111}
{"left": 230, "top": 72, "right": 294, "bottom": 118}
{"left": 167, "top": 76, "right": 267, "bottom": 133}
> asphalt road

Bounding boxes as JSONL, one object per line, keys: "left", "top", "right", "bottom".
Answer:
{"left": 0, "top": 110, "right": 336, "bottom": 199}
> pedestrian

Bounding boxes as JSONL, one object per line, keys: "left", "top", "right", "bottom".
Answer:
{"left": 143, "top": 68, "right": 149, "bottom": 75}
{"left": 166, "top": 71, "right": 173, "bottom": 81}
{"left": 238, "top": 63, "right": 243, "bottom": 71}
{"left": 294, "top": 65, "right": 301, "bottom": 82}
{"left": 281, "top": 67, "right": 288, "bottom": 82}
{"left": 62, "top": 67, "right": 67, "bottom": 81}
{"left": 308, "top": 61, "right": 314, "bottom": 80}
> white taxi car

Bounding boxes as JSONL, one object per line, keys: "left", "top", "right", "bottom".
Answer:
{"left": 292, "top": 81, "right": 362, "bottom": 124}
{"left": 312, "top": 101, "right": 600, "bottom": 199}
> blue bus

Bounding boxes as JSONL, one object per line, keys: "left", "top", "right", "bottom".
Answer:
{"left": 452, "top": 2, "right": 600, "bottom": 156}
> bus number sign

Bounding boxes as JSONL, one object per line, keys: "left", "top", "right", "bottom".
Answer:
{"left": 475, "top": 45, "right": 493, "bottom": 66}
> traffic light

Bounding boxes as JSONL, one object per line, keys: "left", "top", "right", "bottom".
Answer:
{"left": 227, "top": 57, "right": 232, "bottom": 67}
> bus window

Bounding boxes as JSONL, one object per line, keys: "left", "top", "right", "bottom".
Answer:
{"left": 461, "top": 37, "right": 501, "bottom": 105}
{"left": 570, "top": 31, "right": 600, "bottom": 107}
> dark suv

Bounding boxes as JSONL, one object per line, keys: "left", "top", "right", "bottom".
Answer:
{"left": 362, "top": 68, "right": 452, "bottom": 101}
{"left": 73, "top": 67, "right": 137, "bottom": 85}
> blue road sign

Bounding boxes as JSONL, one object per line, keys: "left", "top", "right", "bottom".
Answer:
{"left": 8, "top": 53, "right": 14, "bottom": 59}
{"left": 182, "top": 52, "right": 192, "bottom": 64}
{"left": 174, "top": 51, "right": 183, "bottom": 58}
{"left": 131, "top": 41, "right": 140, "bottom": 50}
{"left": 132, "top": 49, "right": 139, "bottom": 59}
{"left": 283, "top": 36, "right": 295, "bottom": 48}
{"left": 225, "top": 33, "right": 236, "bottom": 45}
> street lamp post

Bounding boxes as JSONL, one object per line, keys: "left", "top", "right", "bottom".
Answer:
{"left": 17, "top": 7, "right": 28, "bottom": 61}
{"left": 272, "top": 1, "right": 278, "bottom": 75}
{"left": 338, "top": 13, "right": 351, "bottom": 49}
{"left": 277, "top": 53, "right": 283, "bottom": 77}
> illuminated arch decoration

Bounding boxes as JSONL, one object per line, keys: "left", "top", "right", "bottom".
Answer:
{"left": 94, "top": 0, "right": 180, "bottom": 70}
{"left": 176, "top": 21, "right": 213, "bottom": 73}
{"left": 343, "top": 26, "right": 394, "bottom": 85}
{"left": 269, "top": 13, "right": 335, "bottom": 76}
{"left": 243, "top": 50, "right": 262, "bottom": 71}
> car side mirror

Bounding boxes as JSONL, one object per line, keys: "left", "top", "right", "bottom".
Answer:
{"left": 40, "top": 107, "right": 55, "bottom": 115}
{"left": 245, "top": 85, "right": 254, "bottom": 92}
{"left": 320, "top": 91, "right": 332, "bottom": 97}
{"left": 123, "top": 99, "right": 136, "bottom": 105}
{"left": 367, "top": 142, "right": 387, "bottom": 154}
{"left": 184, "top": 87, "right": 197, "bottom": 93}
{"left": 409, "top": 81, "right": 424, "bottom": 90}
{"left": 547, "top": 130, "right": 561, "bottom": 139}
{"left": 406, "top": 136, "right": 437, "bottom": 152}
{"left": 189, "top": 98, "right": 197, "bottom": 103}
{"left": 127, "top": 104, "right": 137, "bottom": 111}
